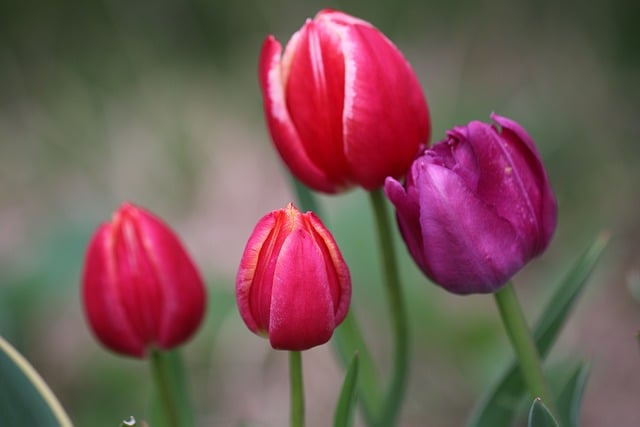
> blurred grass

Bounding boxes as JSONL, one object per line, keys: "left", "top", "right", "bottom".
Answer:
{"left": 0, "top": 0, "right": 638, "bottom": 426}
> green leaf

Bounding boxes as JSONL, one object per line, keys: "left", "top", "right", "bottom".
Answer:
{"left": 528, "top": 398, "right": 559, "bottom": 427}
{"left": 467, "top": 232, "right": 609, "bottom": 427}
{"left": 555, "top": 362, "right": 590, "bottom": 427}
{"left": 333, "top": 353, "right": 359, "bottom": 427}
{"left": 0, "top": 335, "right": 73, "bottom": 427}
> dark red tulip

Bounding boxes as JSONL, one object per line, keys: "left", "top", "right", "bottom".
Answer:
{"left": 82, "top": 202, "right": 206, "bottom": 358}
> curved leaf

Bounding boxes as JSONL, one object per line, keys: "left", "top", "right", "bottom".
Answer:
{"left": 334, "top": 353, "right": 360, "bottom": 427}
{"left": 0, "top": 335, "right": 73, "bottom": 427}
{"left": 528, "top": 398, "right": 559, "bottom": 427}
{"left": 556, "top": 362, "right": 590, "bottom": 427}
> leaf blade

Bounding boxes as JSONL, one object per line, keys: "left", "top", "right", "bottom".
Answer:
{"left": 333, "top": 353, "right": 360, "bottom": 427}
{"left": 556, "top": 362, "right": 590, "bottom": 427}
{"left": 528, "top": 398, "right": 559, "bottom": 427}
{"left": 0, "top": 335, "right": 73, "bottom": 427}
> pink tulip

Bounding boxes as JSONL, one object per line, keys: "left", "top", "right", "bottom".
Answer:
{"left": 236, "top": 203, "right": 351, "bottom": 350}
{"left": 385, "top": 114, "right": 557, "bottom": 294}
{"left": 82, "top": 202, "right": 207, "bottom": 358}
{"left": 259, "top": 9, "right": 430, "bottom": 193}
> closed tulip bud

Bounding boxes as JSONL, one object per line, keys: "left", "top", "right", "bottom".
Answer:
{"left": 82, "top": 202, "right": 207, "bottom": 358}
{"left": 259, "top": 9, "right": 430, "bottom": 193}
{"left": 236, "top": 203, "right": 351, "bottom": 351}
{"left": 385, "top": 113, "right": 557, "bottom": 294}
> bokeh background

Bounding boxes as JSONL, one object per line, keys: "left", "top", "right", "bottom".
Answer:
{"left": 0, "top": 0, "right": 639, "bottom": 425}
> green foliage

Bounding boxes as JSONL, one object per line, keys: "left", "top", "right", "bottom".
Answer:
{"left": 333, "top": 353, "right": 359, "bottom": 427}
{"left": 467, "top": 233, "right": 609, "bottom": 427}
{"left": 528, "top": 398, "right": 559, "bottom": 427}
{"left": 555, "top": 362, "right": 590, "bottom": 427}
{"left": 0, "top": 336, "right": 73, "bottom": 427}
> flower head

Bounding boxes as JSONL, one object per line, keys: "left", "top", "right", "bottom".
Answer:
{"left": 260, "top": 9, "right": 430, "bottom": 193}
{"left": 236, "top": 203, "right": 351, "bottom": 350}
{"left": 82, "top": 202, "right": 207, "bottom": 358}
{"left": 385, "top": 114, "right": 557, "bottom": 294}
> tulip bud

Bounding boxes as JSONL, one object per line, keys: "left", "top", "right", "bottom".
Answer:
{"left": 236, "top": 203, "right": 351, "bottom": 351}
{"left": 259, "top": 9, "right": 430, "bottom": 193}
{"left": 81, "top": 202, "right": 207, "bottom": 358}
{"left": 385, "top": 113, "right": 557, "bottom": 294}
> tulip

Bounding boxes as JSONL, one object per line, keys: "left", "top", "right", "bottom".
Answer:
{"left": 236, "top": 203, "right": 351, "bottom": 351}
{"left": 259, "top": 9, "right": 430, "bottom": 193}
{"left": 82, "top": 202, "right": 207, "bottom": 358}
{"left": 385, "top": 113, "right": 557, "bottom": 294}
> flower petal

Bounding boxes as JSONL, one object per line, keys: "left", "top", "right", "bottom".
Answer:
{"left": 284, "top": 20, "right": 351, "bottom": 189}
{"left": 269, "top": 229, "right": 335, "bottom": 350}
{"left": 305, "top": 211, "right": 351, "bottom": 325}
{"left": 259, "top": 35, "right": 336, "bottom": 192}
{"left": 236, "top": 211, "right": 279, "bottom": 335}
{"left": 465, "top": 120, "right": 544, "bottom": 256}
{"left": 491, "top": 113, "right": 557, "bottom": 254}
{"left": 417, "top": 159, "right": 527, "bottom": 294}
{"left": 341, "top": 23, "right": 430, "bottom": 189}
{"left": 384, "top": 175, "right": 428, "bottom": 275}
{"left": 82, "top": 224, "right": 146, "bottom": 357}
{"left": 137, "top": 208, "right": 206, "bottom": 350}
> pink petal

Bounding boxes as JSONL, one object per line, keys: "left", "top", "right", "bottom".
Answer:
{"left": 284, "top": 21, "right": 351, "bottom": 189}
{"left": 269, "top": 229, "right": 335, "bottom": 351}
{"left": 236, "top": 211, "right": 278, "bottom": 335}
{"left": 137, "top": 208, "right": 206, "bottom": 350}
{"left": 305, "top": 211, "right": 351, "bottom": 325}
{"left": 82, "top": 224, "right": 146, "bottom": 357}
{"left": 341, "top": 24, "right": 429, "bottom": 189}
{"left": 259, "top": 36, "right": 335, "bottom": 192}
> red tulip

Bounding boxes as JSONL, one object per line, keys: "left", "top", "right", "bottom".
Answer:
{"left": 385, "top": 114, "right": 557, "bottom": 294}
{"left": 82, "top": 202, "right": 207, "bottom": 358}
{"left": 236, "top": 203, "right": 351, "bottom": 351}
{"left": 259, "top": 9, "right": 430, "bottom": 193}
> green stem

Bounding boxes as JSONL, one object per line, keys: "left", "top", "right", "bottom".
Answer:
{"left": 494, "top": 283, "right": 556, "bottom": 414}
{"left": 150, "top": 350, "right": 183, "bottom": 427}
{"left": 369, "top": 189, "right": 410, "bottom": 426}
{"left": 289, "top": 351, "right": 305, "bottom": 427}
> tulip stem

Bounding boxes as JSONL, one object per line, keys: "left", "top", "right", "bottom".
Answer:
{"left": 493, "top": 283, "right": 556, "bottom": 414}
{"left": 369, "top": 189, "right": 410, "bottom": 427}
{"left": 150, "top": 350, "right": 188, "bottom": 427}
{"left": 289, "top": 351, "right": 305, "bottom": 427}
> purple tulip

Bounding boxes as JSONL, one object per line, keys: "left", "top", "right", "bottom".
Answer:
{"left": 385, "top": 113, "right": 557, "bottom": 294}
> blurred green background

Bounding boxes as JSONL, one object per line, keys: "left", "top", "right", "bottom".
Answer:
{"left": 0, "top": 0, "right": 638, "bottom": 425}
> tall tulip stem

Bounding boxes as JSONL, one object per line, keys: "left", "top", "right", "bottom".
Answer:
{"left": 150, "top": 350, "right": 186, "bottom": 427}
{"left": 289, "top": 351, "right": 305, "bottom": 427}
{"left": 369, "top": 189, "right": 410, "bottom": 426}
{"left": 493, "top": 283, "right": 556, "bottom": 413}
